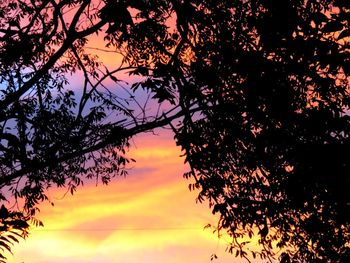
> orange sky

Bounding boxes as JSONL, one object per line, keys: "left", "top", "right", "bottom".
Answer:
{"left": 4, "top": 9, "right": 265, "bottom": 261}
{"left": 6, "top": 131, "right": 262, "bottom": 263}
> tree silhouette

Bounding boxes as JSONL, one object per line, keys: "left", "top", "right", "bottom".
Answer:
{"left": 0, "top": 0, "right": 349, "bottom": 262}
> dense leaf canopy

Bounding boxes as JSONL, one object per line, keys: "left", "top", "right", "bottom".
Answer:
{"left": 0, "top": 0, "right": 349, "bottom": 262}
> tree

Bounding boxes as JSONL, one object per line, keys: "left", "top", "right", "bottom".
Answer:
{"left": 0, "top": 0, "right": 349, "bottom": 262}
{"left": 171, "top": 1, "right": 350, "bottom": 262}
{"left": 0, "top": 0, "right": 179, "bottom": 259}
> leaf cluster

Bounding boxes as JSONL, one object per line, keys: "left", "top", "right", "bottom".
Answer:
{"left": 168, "top": 1, "right": 350, "bottom": 262}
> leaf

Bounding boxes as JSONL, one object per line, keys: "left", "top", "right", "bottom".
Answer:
{"left": 5, "top": 235, "right": 19, "bottom": 244}
{"left": 210, "top": 253, "right": 218, "bottom": 261}
{"left": 152, "top": 87, "right": 176, "bottom": 104}
{"left": 108, "top": 73, "right": 120, "bottom": 83}
{"left": 312, "top": 12, "right": 329, "bottom": 24}
{"left": 337, "top": 29, "right": 350, "bottom": 40}
{"left": 322, "top": 20, "right": 344, "bottom": 33}
{"left": 0, "top": 241, "right": 12, "bottom": 253}
{"left": 0, "top": 205, "right": 8, "bottom": 219}
{"left": 129, "top": 67, "right": 149, "bottom": 76}
{"left": 252, "top": 251, "right": 256, "bottom": 259}
{"left": 334, "top": 0, "right": 350, "bottom": 9}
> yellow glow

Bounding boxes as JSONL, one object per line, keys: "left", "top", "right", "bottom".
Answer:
{"left": 7, "top": 133, "right": 251, "bottom": 263}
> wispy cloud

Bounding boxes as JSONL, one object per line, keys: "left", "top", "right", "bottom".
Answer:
{"left": 8, "top": 133, "right": 242, "bottom": 263}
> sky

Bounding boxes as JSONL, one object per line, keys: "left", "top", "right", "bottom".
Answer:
{"left": 4, "top": 6, "right": 264, "bottom": 261}
{"left": 6, "top": 131, "right": 257, "bottom": 263}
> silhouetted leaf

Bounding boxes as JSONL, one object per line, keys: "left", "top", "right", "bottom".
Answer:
{"left": 322, "top": 20, "right": 344, "bottom": 33}
{"left": 338, "top": 29, "right": 350, "bottom": 40}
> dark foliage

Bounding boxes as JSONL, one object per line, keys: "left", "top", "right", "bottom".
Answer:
{"left": 170, "top": 1, "right": 350, "bottom": 262}
{"left": 0, "top": 0, "right": 349, "bottom": 262}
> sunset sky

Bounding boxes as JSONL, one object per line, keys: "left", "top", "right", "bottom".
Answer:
{"left": 1, "top": 1, "right": 347, "bottom": 262}
{"left": 6, "top": 131, "right": 259, "bottom": 263}
{"left": 3, "top": 8, "right": 262, "bottom": 262}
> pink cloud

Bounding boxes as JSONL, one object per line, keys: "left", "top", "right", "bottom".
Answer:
{"left": 7, "top": 132, "right": 251, "bottom": 263}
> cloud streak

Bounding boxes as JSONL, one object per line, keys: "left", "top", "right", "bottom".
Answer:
{"left": 8, "top": 132, "right": 244, "bottom": 263}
